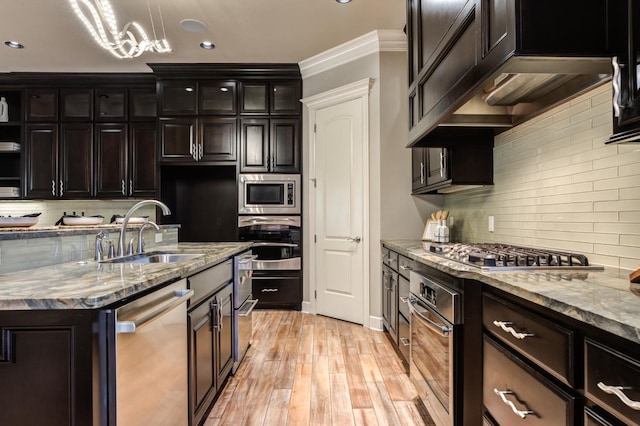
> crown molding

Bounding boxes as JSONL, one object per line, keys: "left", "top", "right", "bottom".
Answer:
{"left": 299, "top": 29, "right": 406, "bottom": 79}
{"left": 301, "top": 78, "right": 373, "bottom": 110}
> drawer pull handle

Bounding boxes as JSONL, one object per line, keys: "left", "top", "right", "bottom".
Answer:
{"left": 400, "top": 337, "right": 410, "bottom": 347}
{"left": 400, "top": 265, "right": 413, "bottom": 271}
{"left": 494, "top": 389, "right": 536, "bottom": 419}
{"left": 400, "top": 296, "right": 408, "bottom": 303}
{"left": 493, "top": 321, "right": 534, "bottom": 340}
{"left": 597, "top": 382, "right": 640, "bottom": 410}
{"left": 261, "top": 288, "right": 279, "bottom": 293}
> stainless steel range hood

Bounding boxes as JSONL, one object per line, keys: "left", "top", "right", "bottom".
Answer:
{"left": 441, "top": 56, "right": 611, "bottom": 130}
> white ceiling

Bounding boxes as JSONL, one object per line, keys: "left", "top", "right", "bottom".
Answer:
{"left": 0, "top": 0, "right": 406, "bottom": 73}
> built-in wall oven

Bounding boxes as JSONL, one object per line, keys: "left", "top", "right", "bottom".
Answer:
{"left": 238, "top": 174, "right": 300, "bottom": 215}
{"left": 409, "top": 270, "right": 461, "bottom": 426}
{"left": 238, "top": 215, "right": 302, "bottom": 310}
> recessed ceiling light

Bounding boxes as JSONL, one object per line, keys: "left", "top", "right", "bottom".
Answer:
{"left": 200, "top": 41, "right": 215, "bottom": 50}
{"left": 4, "top": 41, "right": 24, "bottom": 49}
{"left": 185, "top": 87, "right": 194, "bottom": 92}
{"left": 180, "top": 19, "right": 207, "bottom": 33}
{"left": 336, "top": 0, "right": 352, "bottom": 3}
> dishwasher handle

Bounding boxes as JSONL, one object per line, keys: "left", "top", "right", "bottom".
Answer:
{"left": 116, "top": 289, "right": 194, "bottom": 334}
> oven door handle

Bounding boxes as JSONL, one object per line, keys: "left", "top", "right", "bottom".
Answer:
{"left": 238, "top": 298, "right": 259, "bottom": 317}
{"left": 251, "top": 242, "right": 298, "bottom": 248}
{"left": 408, "top": 296, "right": 452, "bottom": 337}
{"left": 238, "top": 254, "right": 259, "bottom": 264}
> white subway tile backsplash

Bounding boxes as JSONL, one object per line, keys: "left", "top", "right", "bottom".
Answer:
{"left": 446, "top": 82, "right": 640, "bottom": 269}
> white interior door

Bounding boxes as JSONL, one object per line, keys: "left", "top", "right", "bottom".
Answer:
{"left": 313, "top": 97, "right": 365, "bottom": 324}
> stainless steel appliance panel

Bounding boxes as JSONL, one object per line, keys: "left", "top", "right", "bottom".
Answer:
{"left": 238, "top": 174, "right": 300, "bottom": 215}
{"left": 110, "top": 279, "right": 192, "bottom": 426}
{"left": 233, "top": 251, "right": 258, "bottom": 373}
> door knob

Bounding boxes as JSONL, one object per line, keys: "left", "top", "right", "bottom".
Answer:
{"left": 348, "top": 236, "right": 362, "bottom": 243}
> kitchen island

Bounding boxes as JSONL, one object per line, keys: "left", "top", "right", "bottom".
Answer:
{"left": 0, "top": 241, "right": 251, "bottom": 426}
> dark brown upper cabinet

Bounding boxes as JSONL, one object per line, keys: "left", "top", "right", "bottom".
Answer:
{"left": 240, "top": 81, "right": 301, "bottom": 115}
{"left": 160, "top": 117, "right": 237, "bottom": 164}
{"left": 95, "top": 89, "right": 126, "bottom": 121}
{"left": 25, "top": 89, "right": 58, "bottom": 121}
{"left": 60, "top": 89, "right": 93, "bottom": 121}
{"left": 25, "top": 123, "right": 93, "bottom": 199}
{"left": 240, "top": 118, "right": 299, "bottom": 173}
{"left": 129, "top": 88, "right": 157, "bottom": 121}
{"left": 607, "top": 0, "right": 640, "bottom": 144}
{"left": 199, "top": 81, "right": 237, "bottom": 115}
{"left": 159, "top": 80, "right": 198, "bottom": 115}
{"left": 240, "top": 83, "right": 268, "bottom": 114}
{"left": 407, "top": 0, "right": 613, "bottom": 145}
{"left": 94, "top": 122, "right": 156, "bottom": 198}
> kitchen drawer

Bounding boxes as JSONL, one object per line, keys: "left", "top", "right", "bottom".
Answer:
{"left": 398, "top": 312, "right": 410, "bottom": 362}
{"left": 398, "top": 274, "right": 410, "bottom": 319}
{"left": 483, "top": 293, "right": 574, "bottom": 386}
{"left": 483, "top": 335, "right": 575, "bottom": 425}
{"left": 584, "top": 407, "right": 626, "bottom": 426}
{"left": 397, "top": 255, "right": 414, "bottom": 279}
{"left": 585, "top": 338, "right": 640, "bottom": 426}
{"left": 381, "top": 246, "right": 398, "bottom": 270}
{"left": 188, "top": 260, "right": 233, "bottom": 307}
{"left": 253, "top": 274, "right": 301, "bottom": 309}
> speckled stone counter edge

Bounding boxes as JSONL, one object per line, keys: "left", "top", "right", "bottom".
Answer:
{"left": 0, "top": 224, "right": 181, "bottom": 241}
{"left": 382, "top": 239, "right": 640, "bottom": 345}
{"left": 0, "top": 242, "right": 251, "bottom": 311}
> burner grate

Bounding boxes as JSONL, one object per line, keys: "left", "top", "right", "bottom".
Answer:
{"left": 429, "top": 243, "right": 600, "bottom": 271}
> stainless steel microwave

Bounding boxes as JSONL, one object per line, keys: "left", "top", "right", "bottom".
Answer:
{"left": 238, "top": 174, "right": 301, "bottom": 215}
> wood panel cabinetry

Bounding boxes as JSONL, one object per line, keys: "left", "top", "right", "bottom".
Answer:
{"left": 25, "top": 123, "right": 93, "bottom": 199}
{"left": 187, "top": 262, "right": 234, "bottom": 426}
{"left": 0, "top": 310, "right": 95, "bottom": 426}
{"left": 608, "top": 0, "right": 640, "bottom": 144}
{"left": 160, "top": 117, "right": 237, "bottom": 164}
{"left": 411, "top": 135, "right": 494, "bottom": 194}
{"left": 407, "top": 0, "right": 612, "bottom": 144}
{"left": 239, "top": 118, "right": 299, "bottom": 172}
{"left": 0, "top": 89, "right": 23, "bottom": 197}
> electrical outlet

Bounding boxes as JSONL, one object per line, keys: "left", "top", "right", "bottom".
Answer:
{"left": 488, "top": 215, "right": 495, "bottom": 232}
{"left": 155, "top": 232, "right": 163, "bottom": 243}
{"left": 449, "top": 216, "right": 454, "bottom": 227}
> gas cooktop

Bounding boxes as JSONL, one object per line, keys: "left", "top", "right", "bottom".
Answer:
{"left": 429, "top": 243, "right": 604, "bottom": 271}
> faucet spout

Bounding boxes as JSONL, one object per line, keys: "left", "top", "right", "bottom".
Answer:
{"left": 117, "top": 200, "right": 171, "bottom": 257}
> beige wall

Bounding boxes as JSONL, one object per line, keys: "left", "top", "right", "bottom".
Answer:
{"left": 302, "top": 49, "right": 442, "bottom": 318}
{"left": 445, "top": 82, "right": 640, "bottom": 270}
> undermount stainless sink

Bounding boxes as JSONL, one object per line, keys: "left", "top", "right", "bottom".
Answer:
{"left": 100, "top": 252, "right": 205, "bottom": 264}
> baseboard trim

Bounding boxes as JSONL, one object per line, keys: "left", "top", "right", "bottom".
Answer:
{"left": 301, "top": 301, "right": 313, "bottom": 314}
{"left": 369, "top": 315, "right": 384, "bottom": 331}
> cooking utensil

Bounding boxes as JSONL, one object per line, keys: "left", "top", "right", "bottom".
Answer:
{"left": 0, "top": 216, "right": 39, "bottom": 227}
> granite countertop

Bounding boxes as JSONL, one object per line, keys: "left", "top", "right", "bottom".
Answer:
{"left": 0, "top": 242, "right": 251, "bottom": 310}
{"left": 0, "top": 223, "right": 181, "bottom": 241}
{"left": 383, "top": 239, "right": 640, "bottom": 345}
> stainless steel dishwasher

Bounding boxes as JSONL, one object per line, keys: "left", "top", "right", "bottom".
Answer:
{"left": 99, "top": 279, "right": 193, "bottom": 426}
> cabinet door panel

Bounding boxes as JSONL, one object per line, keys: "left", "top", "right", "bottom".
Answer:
{"left": 199, "top": 118, "right": 237, "bottom": 162}
{"left": 215, "top": 284, "right": 233, "bottom": 387}
{"left": 129, "top": 88, "right": 157, "bottom": 120}
{"left": 240, "top": 83, "right": 268, "bottom": 114}
{"left": 160, "top": 81, "right": 197, "bottom": 115}
{"left": 95, "top": 89, "right": 126, "bottom": 121}
{"left": 270, "top": 118, "right": 299, "bottom": 172}
{"left": 420, "top": 0, "right": 474, "bottom": 69}
{"left": 61, "top": 89, "right": 93, "bottom": 121}
{"left": 95, "top": 123, "right": 127, "bottom": 198}
{"left": 25, "top": 89, "right": 57, "bottom": 121}
{"left": 271, "top": 82, "right": 301, "bottom": 115}
{"left": 426, "top": 147, "right": 448, "bottom": 186}
{"left": 59, "top": 123, "right": 93, "bottom": 198}
{"left": 240, "top": 119, "right": 269, "bottom": 172}
{"left": 129, "top": 123, "right": 157, "bottom": 197}
{"left": 160, "top": 118, "right": 196, "bottom": 162}
{"left": 199, "top": 82, "right": 237, "bottom": 115}
{"left": 25, "top": 124, "right": 58, "bottom": 198}
{"left": 0, "top": 329, "right": 72, "bottom": 426}
{"left": 411, "top": 148, "right": 427, "bottom": 192}
{"left": 188, "top": 301, "right": 214, "bottom": 416}
{"left": 252, "top": 274, "right": 301, "bottom": 309}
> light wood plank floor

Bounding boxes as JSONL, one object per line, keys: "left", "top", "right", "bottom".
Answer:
{"left": 204, "top": 310, "right": 432, "bottom": 426}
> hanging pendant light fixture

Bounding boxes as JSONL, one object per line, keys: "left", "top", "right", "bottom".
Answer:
{"left": 68, "top": 0, "right": 171, "bottom": 59}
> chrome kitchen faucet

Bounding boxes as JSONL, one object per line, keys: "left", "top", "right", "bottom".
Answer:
{"left": 117, "top": 200, "right": 171, "bottom": 257}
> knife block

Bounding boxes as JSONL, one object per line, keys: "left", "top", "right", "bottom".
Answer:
{"left": 631, "top": 267, "right": 640, "bottom": 283}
